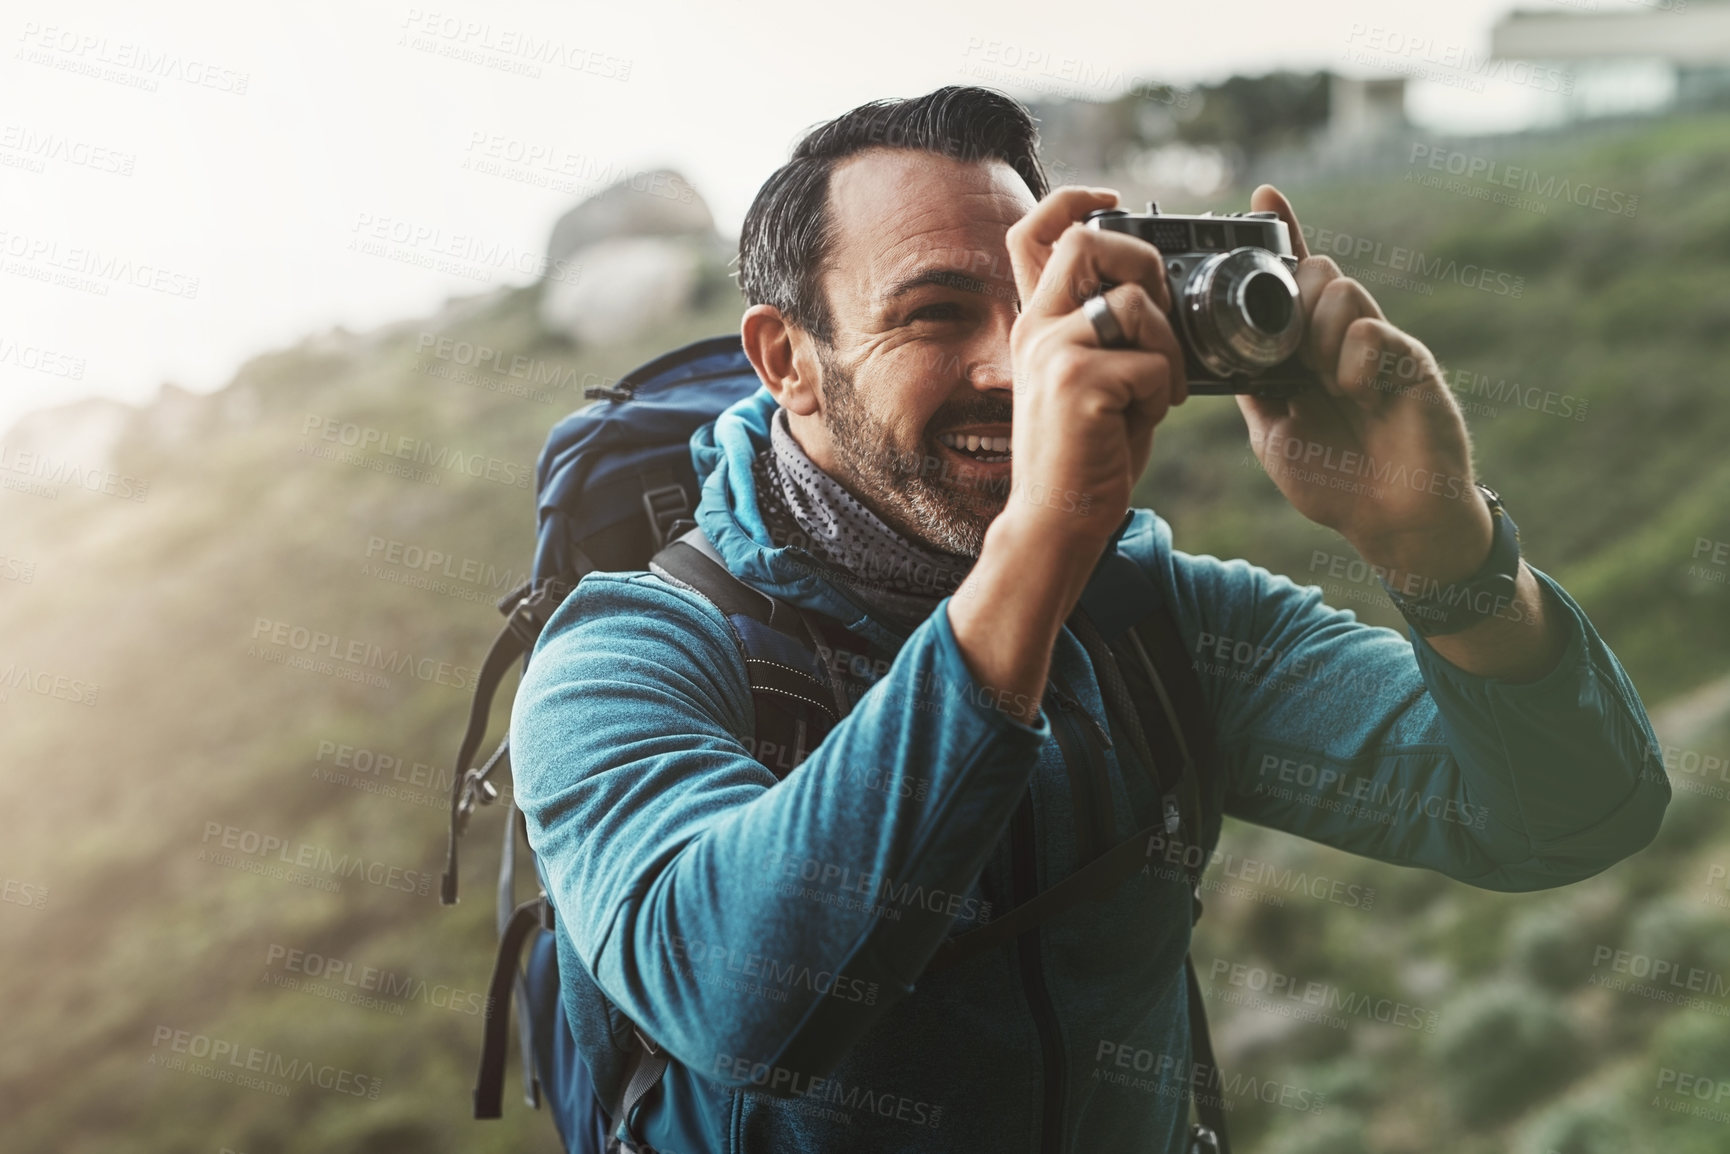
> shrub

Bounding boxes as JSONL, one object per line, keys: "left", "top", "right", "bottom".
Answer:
{"left": 1430, "top": 979, "right": 1584, "bottom": 1125}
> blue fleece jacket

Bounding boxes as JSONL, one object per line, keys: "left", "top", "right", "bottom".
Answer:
{"left": 509, "top": 386, "right": 1669, "bottom": 1154}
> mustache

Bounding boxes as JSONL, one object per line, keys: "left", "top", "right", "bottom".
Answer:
{"left": 927, "top": 397, "right": 1013, "bottom": 436}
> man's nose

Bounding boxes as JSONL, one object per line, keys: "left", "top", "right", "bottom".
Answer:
{"left": 967, "top": 357, "right": 1012, "bottom": 391}
{"left": 964, "top": 313, "right": 1015, "bottom": 391}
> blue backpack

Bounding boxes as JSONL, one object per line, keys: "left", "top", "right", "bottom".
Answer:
{"left": 437, "top": 334, "right": 1233, "bottom": 1154}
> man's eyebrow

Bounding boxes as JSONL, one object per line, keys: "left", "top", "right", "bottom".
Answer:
{"left": 881, "top": 268, "right": 992, "bottom": 302}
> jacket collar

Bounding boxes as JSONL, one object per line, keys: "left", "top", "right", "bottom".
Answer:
{"left": 689, "top": 387, "right": 1139, "bottom": 651}
{"left": 691, "top": 388, "right": 907, "bottom": 650}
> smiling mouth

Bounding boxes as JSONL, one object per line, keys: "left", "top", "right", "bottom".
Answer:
{"left": 937, "top": 432, "right": 1011, "bottom": 463}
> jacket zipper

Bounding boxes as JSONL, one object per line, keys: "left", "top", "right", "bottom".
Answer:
{"left": 1010, "top": 787, "right": 1066, "bottom": 1154}
{"left": 1011, "top": 684, "right": 1119, "bottom": 1154}
{"left": 1050, "top": 682, "right": 1115, "bottom": 862}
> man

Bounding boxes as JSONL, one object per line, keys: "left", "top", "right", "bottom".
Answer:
{"left": 510, "top": 86, "right": 1668, "bottom": 1154}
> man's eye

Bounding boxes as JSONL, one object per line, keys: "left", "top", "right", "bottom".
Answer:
{"left": 909, "top": 303, "right": 963, "bottom": 323}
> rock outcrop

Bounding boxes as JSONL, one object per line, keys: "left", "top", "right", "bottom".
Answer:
{"left": 537, "top": 169, "right": 729, "bottom": 345}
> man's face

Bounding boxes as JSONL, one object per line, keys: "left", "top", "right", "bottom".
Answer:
{"left": 799, "top": 148, "right": 1036, "bottom": 557}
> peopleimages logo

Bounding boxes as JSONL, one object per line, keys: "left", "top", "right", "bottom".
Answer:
{"left": 14, "top": 22, "right": 251, "bottom": 95}
{"left": 361, "top": 534, "right": 529, "bottom": 604}
{"left": 0, "top": 333, "right": 87, "bottom": 379}
{"left": 1256, "top": 754, "right": 1491, "bottom": 831}
{"left": 0, "top": 226, "right": 201, "bottom": 298}
{"left": 263, "top": 944, "right": 488, "bottom": 1016}
{"left": 713, "top": 1054, "right": 943, "bottom": 1128}
{"left": 199, "top": 821, "right": 436, "bottom": 897}
{"left": 1591, "top": 946, "right": 1730, "bottom": 997}
{"left": 1, "top": 877, "right": 49, "bottom": 910}
{"left": 0, "top": 661, "right": 99, "bottom": 706}
{"left": 669, "top": 934, "right": 881, "bottom": 1006}
{"left": 1208, "top": 958, "right": 1440, "bottom": 1032}
{"left": 1143, "top": 837, "right": 1377, "bottom": 912}
{"left": 148, "top": 1026, "right": 382, "bottom": 1098}
{"left": 1343, "top": 24, "right": 1573, "bottom": 94}
{"left": 0, "top": 442, "right": 150, "bottom": 502}
{"left": 248, "top": 616, "right": 476, "bottom": 691}
{"left": 1092, "top": 1043, "right": 1329, "bottom": 1114}
{"left": 299, "top": 414, "right": 532, "bottom": 489}
{"left": 397, "top": 9, "right": 633, "bottom": 81}
{"left": 764, "top": 852, "right": 993, "bottom": 924}
{"left": 0, "top": 123, "right": 136, "bottom": 177}
{"left": 1297, "top": 224, "right": 1525, "bottom": 298}
{"left": 1407, "top": 144, "right": 1639, "bottom": 218}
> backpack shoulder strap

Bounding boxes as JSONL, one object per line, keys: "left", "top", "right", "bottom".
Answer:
{"left": 441, "top": 577, "right": 573, "bottom": 905}
{"left": 919, "top": 585, "right": 1211, "bottom": 977}
{"left": 650, "top": 528, "right": 849, "bottom": 730}
{"left": 596, "top": 528, "right": 850, "bottom": 1149}
{"left": 1075, "top": 544, "right": 1230, "bottom": 1153}
{"left": 1073, "top": 545, "right": 1218, "bottom": 868}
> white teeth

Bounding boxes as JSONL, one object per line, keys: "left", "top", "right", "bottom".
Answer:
{"left": 939, "top": 432, "right": 1011, "bottom": 458}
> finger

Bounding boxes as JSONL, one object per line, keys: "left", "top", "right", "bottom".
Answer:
{"left": 1027, "top": 226, "right": 1174, "bottom": 322}
{"left": 1006, "top": 186, "right": 1120, "bottom": 317}
{"left": 1288, "top": 256, "right": 1342, "bottom": 377}
{"left": 1251, "top": 184, "right": 1308, "bottom": 261}
{"left": 1048, "top": 347, "right": 1175, "bottom": 425}
{"left": 1058, "top": 282, "right": 1187, "bottom": 399}
{"left": 1308, "top": 276, "right": 1385, "bottom": 397}
{"left": 1340, "top": 318, "right": 1445, "bottom": 412}
{"left": 1039, "top": 301, "right": 1184, "bottom": 420}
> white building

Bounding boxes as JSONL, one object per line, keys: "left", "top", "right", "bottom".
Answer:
{"left": 1491, "top": 2, "right": 1730, "bottom": 120}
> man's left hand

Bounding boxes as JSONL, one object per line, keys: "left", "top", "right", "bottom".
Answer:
{"left": 1237, "top": 184, "right": 1492, "bottom": 587}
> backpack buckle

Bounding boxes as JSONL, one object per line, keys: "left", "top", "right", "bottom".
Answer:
{"left": 455, "top": 767, "right": 500, "bottom": 832}
{"left": 1188, "top": 1124, "right": 1222, "bottom": 1154}
{"left": 503, "top": 584, "right": 557, "bottom": 647}
{"left": 642, "top": 483, "right": 690, "bottom": 550}
{"left": 631, "top": 1026, "right": 660, "bottom": 1056}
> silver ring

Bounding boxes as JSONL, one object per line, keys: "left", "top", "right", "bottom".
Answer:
{"left": 1082, "top": 293, "right": 1128, "bottom": 349}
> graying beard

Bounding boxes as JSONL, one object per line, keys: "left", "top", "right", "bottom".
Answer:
{"left": 818, "top": 349, "right": 991, "bottom": 558}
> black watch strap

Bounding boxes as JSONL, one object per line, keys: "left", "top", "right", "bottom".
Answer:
{"left": 1379, "top": 483, "right": 1522, "bottom": 638}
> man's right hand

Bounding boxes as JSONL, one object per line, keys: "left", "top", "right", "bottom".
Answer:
{"left": 948, "top": 186, "right": 1187, "bottom": 724}
{"left": 1005, "top": 186, "right": 1187, "bottom": 551}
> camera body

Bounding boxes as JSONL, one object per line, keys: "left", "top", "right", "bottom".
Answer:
{"left": 1085, "top": 205, "right": 1315, "bottom": 396}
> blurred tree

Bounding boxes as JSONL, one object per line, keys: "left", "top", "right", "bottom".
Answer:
{"left": 1109, "top": 71, "right": 1331, "bottom": 159}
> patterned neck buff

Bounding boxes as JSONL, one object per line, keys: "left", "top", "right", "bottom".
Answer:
{"left": 753, "top": 406, "right": 975, "bottom": 630}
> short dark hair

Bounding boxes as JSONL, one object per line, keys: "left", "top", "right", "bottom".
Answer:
{"left": 737, "top": 86, "right": 1048, "bottom": 347}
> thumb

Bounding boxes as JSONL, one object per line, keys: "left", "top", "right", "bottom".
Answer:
{"left": 1251, "top": 184, "right": 1308, "bottom": 262}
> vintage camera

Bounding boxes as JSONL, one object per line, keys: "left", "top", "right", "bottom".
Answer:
{"left": 1085, "top": 204, "right": 1314, "bottom": 396}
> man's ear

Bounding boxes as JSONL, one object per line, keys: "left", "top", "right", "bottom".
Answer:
{"left": 741, "top": 304, "right": 820, "bottom": 417}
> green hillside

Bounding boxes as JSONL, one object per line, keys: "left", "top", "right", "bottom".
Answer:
{"left": 1, "top": 109, "right": 1727, "bottom": 1154}
{"left": 1144, "top": 110, "right": 1730, "bottom": 1154}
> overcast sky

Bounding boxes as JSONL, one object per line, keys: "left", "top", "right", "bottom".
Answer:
{"left": 2, "top": 0, "right": 1581, "bottom": 434}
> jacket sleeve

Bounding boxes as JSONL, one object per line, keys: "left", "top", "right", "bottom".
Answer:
{"left": 507, "top": 571, "right": 1049, "bottom": 1086}
{"left": 1117, "top": 511, "right": 1669, "bottom": 892}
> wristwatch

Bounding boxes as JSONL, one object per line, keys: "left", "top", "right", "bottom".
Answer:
{"left": 1379, "top": 483, "right": 1522, "bottom": 637}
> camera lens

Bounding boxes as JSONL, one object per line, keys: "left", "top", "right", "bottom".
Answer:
{"left": 1242, "top": 272, "right": 1294, "bottom": 335}
{"left": 1180, "top": 247, "right": 1305, "bottom": 379}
